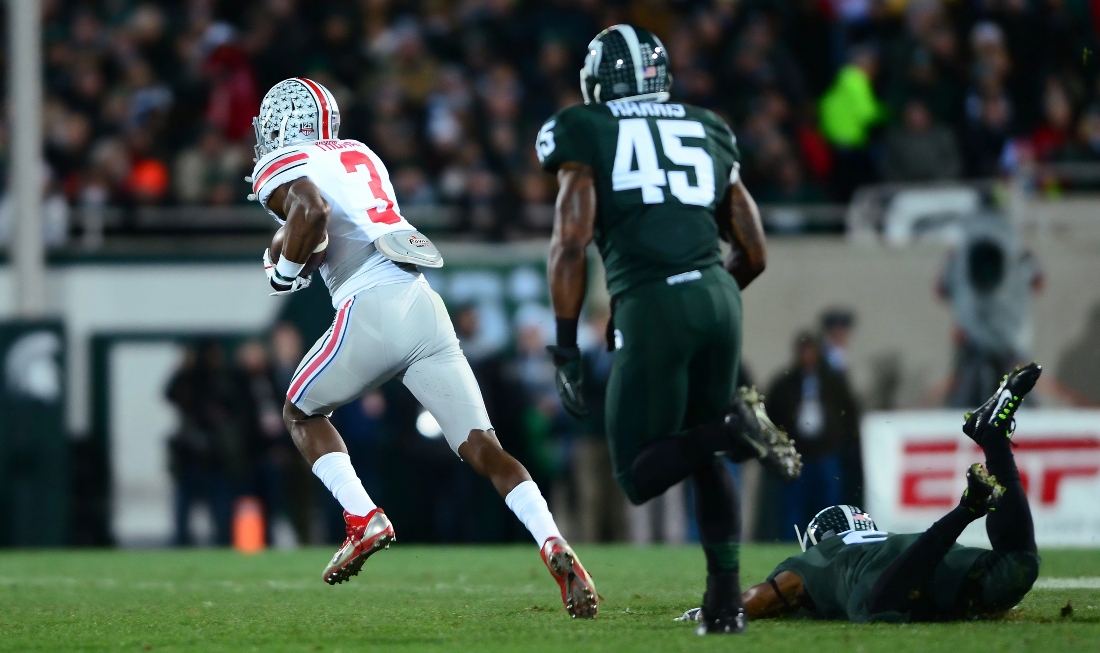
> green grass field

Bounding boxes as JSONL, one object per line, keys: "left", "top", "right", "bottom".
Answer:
{"left": 1, "top": 545, "right": 1098, "bottom": 652}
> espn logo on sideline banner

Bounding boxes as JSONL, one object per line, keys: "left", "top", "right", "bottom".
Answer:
{"left": 901, "top": 437, "right": 1100, "bottom": 508}
{"left": 863, "top": 410, "right": 1100, "bottom": 547}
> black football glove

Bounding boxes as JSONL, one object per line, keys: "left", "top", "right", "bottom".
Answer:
{"left": 546, "top": 344, "right": 589, "bottom": 420}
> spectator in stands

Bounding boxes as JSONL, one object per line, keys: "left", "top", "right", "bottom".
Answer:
{"left": 391, "top": 165, "right": 440, "bottom": 210}
{"left": 202, "top": 42, "right": 259, "bottom": 143}
{"left": 451, "top": 302, "right": 533, "bottom": 542}
{"left": 1062, "top": 103, "right": 1100, "bottom": 163}
{"left": 820, "top": 309, "right": 856, "bottom": 375}
{"left": 166, "top": 338, "right": 248, "bottom": 546}
{"left": 1029, "top": 77, "right": 1076, "bottom": 163}
{"left": 501, "top": 305, "right": 567, "bottom": 529}
{"left": 819, "top": 308, "right": 864, "bottom": 507}
{"left": 174, "top": 126, "right": 248, "bottom": 205}
{"left": 883, "top": 1, "right": 965, "bottom": 127}
{"left": 27, "top": 0, "right": 1100, "bottom": 233}
{"left": 266, "top": 322, "right": 315, "bottom": 543}
{"left": 0, "top": 166, "right": 70, "bottom": 248}
{"left": 504, "top": 305, "right": 563, "bottom": 486}
{"left": 128, "top": 157, "right": 171, "bottom": 205}
{"left": 765, "top": 332, "right": 861, "bottom": 540}
{"left": 938, "top": 215, "right": 1044, "bottom": 408}
{"left": 756, "top": 155, "right": 828, "bottom": 205}
{"left": 234, "top": 340, "right": 293, "bottom": 546}
{"left": 820, "top": 45, "right": 886, "bottom": 199}
{"left": 964, "top": 90, "right": 1013, "bottom": 178}
{"left": 572, "top": 307, "right": 627, "bottom": 543}
{"left": 883, "top": 99, "right": 962, "bottom": 182}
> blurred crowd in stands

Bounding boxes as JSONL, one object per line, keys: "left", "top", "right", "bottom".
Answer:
{"left": 0, "top": 0, "right": 1097, "bottom": 244}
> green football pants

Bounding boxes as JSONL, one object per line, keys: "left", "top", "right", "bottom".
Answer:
{"left": 953, "top": 550, "right": 1040, "bottom": 617}
{"left": 604, "top": 265, "right": 742, "bottom": 504}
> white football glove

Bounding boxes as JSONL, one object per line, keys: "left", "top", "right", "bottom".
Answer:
{"left": 263, "top": 248, "right": 311, "bottom": 296}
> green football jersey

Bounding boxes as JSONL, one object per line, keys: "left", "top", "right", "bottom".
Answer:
{"left": 768, "top": 531, "right": 988, "bottom": 623}
{"left": 537, "top": 100, "right": 741, "bottom": 298}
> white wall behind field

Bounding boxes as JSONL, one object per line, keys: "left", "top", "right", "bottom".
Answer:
{"left": 0, "top": 263, "right": 285, "bottom": 434}
{"left": 741, "top": 240, "right": 954, "bottom": 405}
{"left": 110, "top": 342, "right": 183, "bottom": 546}
{"left": 741, "top": 224, "right": 1100, "bottom": 406}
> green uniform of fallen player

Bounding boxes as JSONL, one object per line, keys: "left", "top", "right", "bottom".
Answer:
{"left": 719, "top": 367, "right": 1046, "bottom": 626}
{"left": 770, "top": 530, "right": 1039, "bottom": 622}
{"left": 538, "top": 96, "right": 745, "bottom": 501}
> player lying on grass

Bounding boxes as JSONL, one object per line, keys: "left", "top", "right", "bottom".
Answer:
{"left": 682, "top": 363, "right": 1043, "bottom": 625}
{"left": 248, "top": 78, "right": 596, "bottom": 618}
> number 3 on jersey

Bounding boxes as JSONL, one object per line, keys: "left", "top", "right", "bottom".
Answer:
{"left": 612, "top": 119, "right": 715, "bottom": 206}
{"left": 340, "top": 150, "right": 401, "bottom": 224}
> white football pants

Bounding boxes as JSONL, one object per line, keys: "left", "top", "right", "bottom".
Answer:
{"left": 287, "top": 276, "right": 492, "bottom": 453}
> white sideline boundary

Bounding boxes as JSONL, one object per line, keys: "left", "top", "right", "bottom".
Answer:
{"left": 1033, "top": 577, "right": 1100, "bottom": 589}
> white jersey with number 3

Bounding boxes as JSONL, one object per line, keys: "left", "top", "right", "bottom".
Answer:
{"left": 252, "top": 139, "right": 419, "bottom": 307}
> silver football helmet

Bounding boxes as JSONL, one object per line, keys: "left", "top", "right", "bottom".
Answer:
{"left": 253, "top": 78, "right": 341, "bottom": 159}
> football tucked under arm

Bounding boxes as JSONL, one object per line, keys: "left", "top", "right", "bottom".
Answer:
{"left": 263, "top": 177, "right": 332, "bottom": 294}
{"left": 263, "top": 227, "right": 327, "bottom": 295}
{"left": 270, "top": 226, "right": 328, "bottom": 278}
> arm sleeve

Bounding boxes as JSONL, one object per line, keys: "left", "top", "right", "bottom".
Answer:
{"left": 768, "top": 556, "right": 803, "bottom": 582}
{"left": 536, "top": 107, "right": 595, "bottom": 173}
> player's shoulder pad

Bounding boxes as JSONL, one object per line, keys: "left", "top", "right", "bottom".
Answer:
{"left": 536, "top": 104, "right": 599, "bottom": 167}
{"left": 694, "top": 107, "right": 741, "bottom": 176}
{"left": 251, "top": 144, "right": 313, "bottom": 202}
{"left": 697, "top": 107, "right": 736, "bottom": 144}
{"left": 548, "top": 102, "right": 597, "bottom": 126}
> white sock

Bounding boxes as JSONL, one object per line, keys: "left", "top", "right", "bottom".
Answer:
{"left": 505, "top": 480, "right": 562, "bottom": 545}
{"left": 312, "top": 452, "right": 377, "bottom": 517}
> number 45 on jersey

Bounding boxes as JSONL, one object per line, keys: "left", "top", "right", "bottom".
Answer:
{"left": 612, "top": 119, "right": 715, "bottom": 207}
{"left": 535, "top": 117, "right": 721, "bottom": 207}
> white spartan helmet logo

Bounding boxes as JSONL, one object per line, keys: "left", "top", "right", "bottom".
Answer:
{"left": 4, "top": 331, "right": 62, "bottom": 403}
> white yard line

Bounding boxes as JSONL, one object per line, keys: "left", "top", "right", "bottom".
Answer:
{"left": 1033, "top": 577, "right": 1100, "bottom": 589}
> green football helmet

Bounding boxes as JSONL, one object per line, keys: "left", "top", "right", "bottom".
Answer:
{"left": 797, "top": 505, "right": 879, "bottom": 552}
{"left": 580, "top": 25, "right": 672, "bottom": 104}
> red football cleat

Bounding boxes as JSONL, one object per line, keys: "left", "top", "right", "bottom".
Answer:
{"left": 322, "top": 508, "right": 395, "bottom": 585}
{"left": 540, "top": 536, "right": 598, "bottom": 619}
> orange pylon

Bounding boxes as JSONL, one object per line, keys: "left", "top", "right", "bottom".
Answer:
{"left": 233, "top": 496, "right": 266, "bottom": 553}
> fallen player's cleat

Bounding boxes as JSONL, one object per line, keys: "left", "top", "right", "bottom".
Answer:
{"left": 541, "top": 536, "right": 598, "bottom": 619}
{"left": 961, "top": 463, "right": 1005, "bottom": 515}
{"left": 963, "top": 363, "right": 1042, "bottom": 447}
{"left": 323, "top": 508, "right": 395, "bottom": 585}
{"left": 694, "top": 607, "right": 746, "bottom": 635}
{"left": 726, "top": 386, "right": 802, "bottom": 482}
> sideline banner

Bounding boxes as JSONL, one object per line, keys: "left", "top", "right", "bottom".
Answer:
{"left": 863, "top": 410, "right": 1100, "bottom": 547}
{"left": 0, "top": 321, "right": 67, "bottom": 546}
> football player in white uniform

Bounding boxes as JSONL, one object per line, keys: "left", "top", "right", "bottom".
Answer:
{"left": 249, "top": 78, "right": 597, "bottom": 619}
